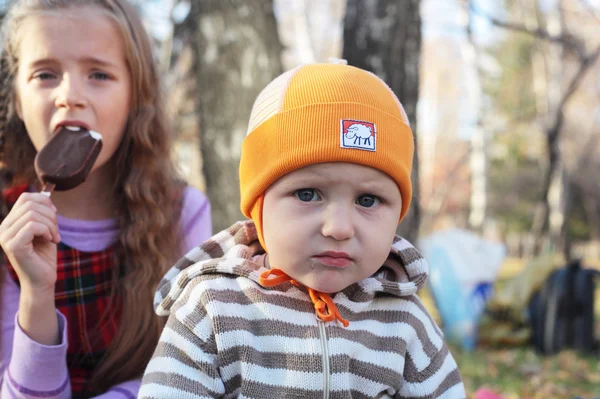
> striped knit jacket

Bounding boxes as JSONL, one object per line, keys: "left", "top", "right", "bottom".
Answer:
{"left": 139, "top": 221, "right": 466, "bottom": 399}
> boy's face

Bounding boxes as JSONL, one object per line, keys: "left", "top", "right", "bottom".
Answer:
{"left": 262, "top": 162, "right": 402, "bottom": 293}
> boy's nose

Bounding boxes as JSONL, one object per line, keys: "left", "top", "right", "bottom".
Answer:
{"left": 55, "top": 77, "right": 87, "bottom": 109}
{"left": 321, "top": 204, "right": 355, "bottom": 241}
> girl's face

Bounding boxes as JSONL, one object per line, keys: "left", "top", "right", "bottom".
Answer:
{"left": 14, "top": 6, "right": 131, "bottom": 176}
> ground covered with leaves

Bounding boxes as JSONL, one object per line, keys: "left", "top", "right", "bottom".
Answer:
{"left": 452, "top": 344, "right": 600, "bottom": 399}
{"left": 419, "top": 258, "right": 600, "bottom": 399}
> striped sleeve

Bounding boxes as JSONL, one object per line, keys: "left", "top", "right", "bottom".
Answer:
{"left": 139, "top": 288, "right": 224, "bottom": 398}
{"left": 398, "top": 297, "right": 466, "bottom": 398}
{"left": 398, "top": 344, "right": 465, "bottom": 398}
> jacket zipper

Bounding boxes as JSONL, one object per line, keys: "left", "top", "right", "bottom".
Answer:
{"left": 318, "top": 320, "right": 330, "bottom": 399}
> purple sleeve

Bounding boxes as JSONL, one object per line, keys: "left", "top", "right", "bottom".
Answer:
{"left": 1, "top": 267, "right": 18, "bottom": 378}
{"left": 180, "top": 186, "right": 212, "bottom": 252}
{"left": 1, "top": 270, "right": 71, "bottom": 399}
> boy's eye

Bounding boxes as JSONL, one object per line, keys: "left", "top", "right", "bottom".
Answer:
{"left": 356, "top": 194, "right": 381, "bottom": 208}
{"left": 295, "top": 189, "right": 320, "bottom": 202}
{"left": 91, "top": 72, "right": 110, "bottom": 80}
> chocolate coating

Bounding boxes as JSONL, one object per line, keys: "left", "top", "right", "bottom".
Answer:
{"left": 34, "top": 127, "right": 103, "bottom": 191}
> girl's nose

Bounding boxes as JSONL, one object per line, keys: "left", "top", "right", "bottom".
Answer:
{"left": 55, "top": 77, "right": 87, "bottom": 109}
{"left": 321, "top": 203, "right": 355, "bottom": 241}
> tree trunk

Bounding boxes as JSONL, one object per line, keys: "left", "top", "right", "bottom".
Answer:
{"left": 466, "top": 0, "right": 487, "bottom": 233}
{"left": 529, "top": 0, "right": 563, "bottom": 255}
{"left": 342, "top": 0, "right": 421, "bottom": 244}
{"left": 560, "top": 174, "right": 573, "bottom": 261}
{"left": 190, "top": 0, "right": 283, "bottom": 231}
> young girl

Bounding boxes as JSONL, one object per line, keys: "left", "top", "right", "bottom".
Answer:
{"left": 0, "top": 1, "right": 212, "bottom": 398}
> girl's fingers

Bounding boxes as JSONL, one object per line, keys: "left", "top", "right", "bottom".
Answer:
{"left": 14, "top": 192, "right": 56, "bottom": 209}
{"left": 4, "top": 221, "right": 57, "bottom": 287}
{"left": 3, "top": 214, "right": 60, "bottom": 245}
{"left": 1, "top": 193, "right": 57, "bottom": 226}
{"left": 3, "top": 220, "right": 54, "bottom": 256}
{"left": 13, "top": 192, "right": 56, "bottom": 210}
{"left": 0, "top": 205, "right": 60, "bottom": 246}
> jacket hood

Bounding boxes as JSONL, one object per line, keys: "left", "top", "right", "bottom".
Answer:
{"left": 154, "top": 220, "right": 429, "bottom": 316}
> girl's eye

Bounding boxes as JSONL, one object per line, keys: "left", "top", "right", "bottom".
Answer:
{"left": 356, "top": 194, "right": 381, "bottom": 208}
{"left": 91, "top": 72, "right": 110, "bottom": 80}
{"left": 295, "top": 189, "right": 320, "bottom": 202}
{"left": 34, "top": 72, "right": 55, "bottom": 80}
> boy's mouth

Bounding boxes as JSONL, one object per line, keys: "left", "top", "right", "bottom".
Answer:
{"left": 313, "top": 251, "right": 353, "bottom": 268}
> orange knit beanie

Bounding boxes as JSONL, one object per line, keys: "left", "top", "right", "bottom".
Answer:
{"left": 239, "top": 61, "right": 414, "bottom": 249}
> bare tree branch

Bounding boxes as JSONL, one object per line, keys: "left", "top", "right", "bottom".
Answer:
{"left": 530, "top": 42, "right": 600, "bottom": 248}
{"left": 548, "top": 45, "right": 600, "bottom": 144}
{"left": 469, "top": 3, "right": 587, "bottom": 60}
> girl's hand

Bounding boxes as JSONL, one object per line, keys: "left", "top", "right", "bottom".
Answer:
{"left": 0, "top": 192, "right": 61, "bottom": 292}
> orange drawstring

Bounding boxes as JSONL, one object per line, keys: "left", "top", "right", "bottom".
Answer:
{"left": 258, "top": 269, "right": 292, "bottom": 287}
{"left": 259, "top": 269, "right": 350, "bottom": 327}
{"left": 307, "top": 288, "right": 349, "bottom": 327}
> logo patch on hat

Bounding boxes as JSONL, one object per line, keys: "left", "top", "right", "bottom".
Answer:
{"left": 340, "top": 120, "right": 376, "bottom": 151}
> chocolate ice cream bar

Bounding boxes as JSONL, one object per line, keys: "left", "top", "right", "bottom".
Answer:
{"left": 34, "top": 126, "right": 103, "bottom": 194}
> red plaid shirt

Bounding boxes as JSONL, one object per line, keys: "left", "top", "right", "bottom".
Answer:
{"left": 2, "top": 184, "right": 122, "bottom": 398}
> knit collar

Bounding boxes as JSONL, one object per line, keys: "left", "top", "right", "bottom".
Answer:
{"left": 153, "top": 220, "right": 429, "bottom": 326}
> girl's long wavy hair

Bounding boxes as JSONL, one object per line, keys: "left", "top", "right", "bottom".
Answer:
{"left": 0, "top": 0, "right": 183, "bottom": 393}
